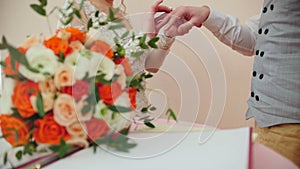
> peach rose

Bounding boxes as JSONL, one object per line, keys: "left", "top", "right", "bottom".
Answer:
{"left": 69, "top": 41, "right": 85, "bottom": 51}
{"left": 54, "top": 65, "right": 75, "bottom": 89}
{"left": 39, "top": 78, "right": 56, "bottom": 93}
{"left": 53, "top": 94, "right": 77, "bottom": 126}
{"left": 12, "top": 81, "right": 39, "bottom": 118}
{"left": 0, "top": 115, "right": 30, "bottom": 146}
{"left": 66, "top": 121, "right": 87, "bottom": 139}
{"left": 66, "top": 137, "right": 89, "bottom": 148}
{"left": 33, "top": 113, "right": 70, "bottom": 145}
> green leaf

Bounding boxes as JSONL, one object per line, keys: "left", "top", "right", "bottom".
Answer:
{"left": 149, "top": 106, "right": 157, "bottom": 111}
{"left": 30, "top": 4, "right": 46, "bottom": 16}
{"left": 140, "top": 43, "right": 149, "bottom": 49}
{"left": 108, "top": 24, "right": 125, "bottom": 30}
{"left": 130, "top": 51, "right": 144, "bottom": 58}
{"left": 0, "top": 61, "right": 7, "bottom": 67}
{"left": 82, "top": 104, "right": 91, "bottom": 114}
{"left": 121, "top": 31, "right": 130, "bottom": 39}
{"left": 94, "top": 74, "right": 111, "bottom": 85}
{"left": 49, "top": 138, "right": 72, "bottom": 158}
{"left": 64, "top": 15, "right": 74, "bottom": 25}
{"left": 4, "top": 40, "right": 39, "bottom": 73}
{"left": 39, "top": 0, "right": 47, "bottom": 7}
{"left": 0, "top": 43, "right": 6, "bottom": 50}
{"left": 79, "top": 0, "right": 85, "bottom": 9}
{"left": 36, "top": 93, "right": 46, "bottom": 117}
{"left": 166, "top": 108, "right": 177, "bottom": 121}
{"left": 95, "top": 10, "right": 100, "bottom": 17}
{"left": 141, "top": 107, "right": 148, "bottom": 113}
{"left": 148, "top": 37, "right": 159, "bottom": 49}
{"left": 107, "top": 105, "right": 132, "bottom": 113}
{"left": 144, "top": 121, "right": 155, "bottom": 128}
{"left": 57, "top": 51, "right": 65, "bottom": 63}
{"left": 108, "top": 8, "right": 115, "bottom": 21}
{"left": 139, "top": 34, "right": 147, "bottom": 44}
{"left": 3, "top": 152, "right": 8, "bottom": 165}
{"left": 16, "top": 150, "right": 23, "bottom": 160}
{"left": 119, "top": 125, "right": 131, "bottom": 135}
{"left": 87, "top": 18, "right": 93, "bottom": 30}
{"left": 144, "top": 73, "right": 153, "bottom": 79}
{"left": 73, "top": 9, "right": 82, "bottom": 19}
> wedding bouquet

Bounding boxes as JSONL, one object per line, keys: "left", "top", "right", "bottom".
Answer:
{"left": 0, "top": 0, "right": 176, "bottom": 166}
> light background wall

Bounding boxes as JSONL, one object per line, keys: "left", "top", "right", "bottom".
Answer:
{"left": 0, "top": 0, "right": 263, "bottom": 128}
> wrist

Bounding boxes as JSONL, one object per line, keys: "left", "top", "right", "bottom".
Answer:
{"left": 157, "top": 33, "right": 175, "bottom": 50}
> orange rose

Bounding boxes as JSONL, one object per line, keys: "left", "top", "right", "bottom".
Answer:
{"left": 86, "top": 118, "right": 110, "bottom": 141}
{"left": 61, "top": 80, "right": 89, "bottom": 101}
{"left": 65, "top": 27, "right": 86, "bottom": 43}
{"left": 33, "top": 113, "right": 70, "bottom": 145}
{"left": 0, "top": 115, "right": 30, "bottom": 146}
{"left": 90, "top": 40, "right": 114, "bottom": 59}
{"left": 97, "top": 82, "right": 122, "bottom": 105}
{"left": 12, "top": 81, "right": 39, "bottom": 118}
{"left": 114, "top": 57, "right": 132, "bottom": 76}
{"left": 3, "top": 47, "right": 26, "bottom": 76}
{"left": 44, "top": 36, "right": 72, "bottom": 56}
{"left": 127, "top": 88, "right": 137, "bottom": 109}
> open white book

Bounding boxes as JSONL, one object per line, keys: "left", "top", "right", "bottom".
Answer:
{"left": 41, "top": 127, "right": 252, "bottom": 169}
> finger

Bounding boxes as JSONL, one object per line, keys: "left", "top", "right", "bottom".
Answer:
{"left": 156, "top": 5, "right": 172, "bottom": 13}
{"left": 151, "top": 0, "right": 163, "bottom": 12}
{"left": 177, "top": 21, "right": 194, "bottom": 35}
{"left": 156, "top": 13, "right": 172, "bottom": 30}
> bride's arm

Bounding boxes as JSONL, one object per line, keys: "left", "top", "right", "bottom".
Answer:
{"left": 145, "top": 34, "right": 174, "bottom": 73}
{"left": 143, "top": 0, "right": 174, "bottom": 73}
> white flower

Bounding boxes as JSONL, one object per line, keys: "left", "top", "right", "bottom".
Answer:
{"left": 95, "top": 93, "right": 133, "bottom": 131}
{"left": 89, "top": 52, "right": 115, "bottom": 81}
{"left": 64, "top": 51, "right": 90, "bottom": 80}
{"left": 19, "top": 45, "right": 59, "bottom": 82}
{"left": 0, "top": 78, "right": 15, "bottom": 114}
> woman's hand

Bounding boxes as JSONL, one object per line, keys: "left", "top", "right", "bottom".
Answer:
{"left": 143, "top": 0, "right": 172, "bottom": 38}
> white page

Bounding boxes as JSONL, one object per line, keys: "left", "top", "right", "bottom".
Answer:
{"left": 44, "top": 127, "right": 251, "bottom": 169}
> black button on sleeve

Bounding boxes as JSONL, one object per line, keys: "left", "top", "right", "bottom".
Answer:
{"left": 251, "top": 92, "right": 255, "bottom": 97}
{"left": 255, "top": 95, "right": 260, "bottom": 101}
{"left": 260, "top": 51, "right": 265, "bottom": 57}
{"left": 264, "top": 29, "right": 269, "bottom": 35}
{"left": 263, "top": 7, "right": 267, "bottom": 13}
{"left": 258, "top": 28, "right": 262, "bottom": 34}
{"left": 253, "top": 71, "right": 257, "bottom": 77}
{"left": 270, "top": 4, "right": 274, "bottom": 10}
{"left": 256, "top": 50, "right": 259, "bottom": 55}
{"left": 259, "top": 74, "right": 264, "bottom": 79}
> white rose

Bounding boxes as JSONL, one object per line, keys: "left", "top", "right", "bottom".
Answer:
{"left": 64, "top": 51, "right": 90, "bottom": 80}
{"left": 19, "top": 45, "right": 59, "bottom": 82}
{"left": 0, "top": 78, "right": 15, "bottom": 114}
{"left": 89, "top": 52, "right": 115, "bottom": 81}
{"left": 95, "top": 93, "right": 133, "bottom": 131}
